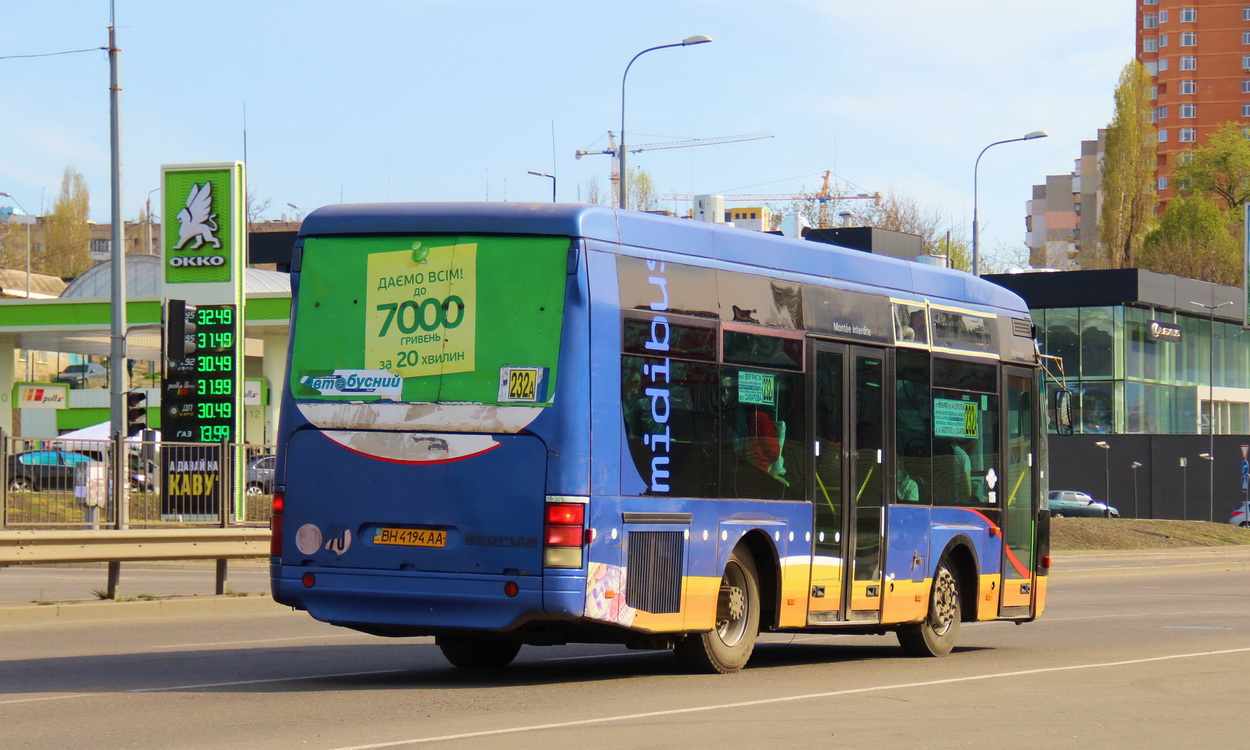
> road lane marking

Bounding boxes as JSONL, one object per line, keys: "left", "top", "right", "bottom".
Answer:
{"left": 151, "top": 634, "right": 363, "bottom": 649}
{"left": 1046, "top": 609, "right": 1241, "bottom": 622}
{"left": 0, "top": 693, "right": 91, "bottom": 706}
{"left": 541, "top": 651, "right": 654, "bottom": 662}
{"left": 325, "top": 646, "right": 1250, "bottom": 749}
{"left": 127, "top": 669, "right": 406, "bottom": 693}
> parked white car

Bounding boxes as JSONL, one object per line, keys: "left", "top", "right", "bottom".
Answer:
{"left": 1230, "top": 501, "right": 1250, "bottom": 528}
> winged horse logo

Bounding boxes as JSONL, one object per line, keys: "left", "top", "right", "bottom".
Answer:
{"left": 173, "top": 182, "right": 221, "bottom": 250}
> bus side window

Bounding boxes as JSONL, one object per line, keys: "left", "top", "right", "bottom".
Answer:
{"left": 720, "top": 366, "right": 804, "bottom": 501}
{"left": 621, "top": 355, "right": 719, "bottom": 498}
{"left": 895, "top": 349, "right": 931, "bottom": 504}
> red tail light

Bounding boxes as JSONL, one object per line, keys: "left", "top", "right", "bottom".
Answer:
{"left": 1040, "top": 555, "right": 1051, "bottom": 570}
{"left": 270, "top": 492, "right": 284, "bottom": 557}
{"left": 546, "top": 503, "right": 585, "bottom": 526}
{"left": 544, "top": 500, "right": 587, "bottom": 568}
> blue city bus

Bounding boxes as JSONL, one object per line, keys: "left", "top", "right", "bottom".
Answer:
{"left": 270, "top": 203, "right": 1050, "bottom": 673}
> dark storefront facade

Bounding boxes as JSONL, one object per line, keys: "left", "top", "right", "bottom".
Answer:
{"left": 987, "top": 269, "right": 1249, "bottom": 522}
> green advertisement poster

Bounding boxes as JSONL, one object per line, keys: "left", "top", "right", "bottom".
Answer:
{"left": 291, "top": 235, "right": 568, "bottom": 406}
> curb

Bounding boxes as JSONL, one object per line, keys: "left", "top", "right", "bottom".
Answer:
{"left": 1051, "top": 546, "right": 1250, "bottom": 579}
{"left": 0, "top": 593, "right": 290, "bottom": 627}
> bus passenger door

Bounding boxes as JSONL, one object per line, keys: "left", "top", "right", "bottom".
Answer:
{"left": 808, "top": 345, "right": 845, "bottom": 624}
{"left": 1000, "top": 368, "right": 1037, "bottom": 615}
{"left": 847, "top": 348, "right": 885, "bottom": 619}
{"left": 808, "top": 343, "right": 886, "bottom": 624}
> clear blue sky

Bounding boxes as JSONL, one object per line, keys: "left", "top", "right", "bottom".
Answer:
{"left": 0, "top": 1, "right": 1131, "bottom": 265}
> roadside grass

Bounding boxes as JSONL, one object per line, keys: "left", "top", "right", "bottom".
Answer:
{"left": 1053, "top": 517, "right": 1250, "bottom": 550}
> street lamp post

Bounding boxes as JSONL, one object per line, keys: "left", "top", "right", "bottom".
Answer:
{"left": 972, "top": 130, "right": 1048, "bottom": 276}
{"left": 1180, "top": 457, "right": 1188, "bottom": 521}
{"left": 286, "top": 203, "right": 303, "bottom": 222}
{"left": 1131, "top": 461, "right": 1143, "bottom": 519}
{"left": 527, "top": 171, "right": 556, "bottom": 203}
{"left": 1199, "top": 452, "right": 1215, "bottom": 522}
{"left": 1095, "top": 441, "right": 1111, "bottom": 518}
{"left": 619, "top": 35, "right": 712, "bottom": 210}
{"left": 1189, "top": 299, "right": 1233, "bottom": 522}
{"left": 145, "top": 187, "right": 160, "bottom": 255}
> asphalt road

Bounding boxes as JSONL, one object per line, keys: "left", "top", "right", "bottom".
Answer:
{"left": 1, "top": 559, "right": 1248, "bottom": 749}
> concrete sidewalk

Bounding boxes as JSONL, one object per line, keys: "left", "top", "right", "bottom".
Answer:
{"left": 2, "top": 546, "right": 1249, "bottom": 628}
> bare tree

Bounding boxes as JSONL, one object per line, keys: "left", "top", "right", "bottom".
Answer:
{"left": 247, "top": 189, "right": 272, "bottom": 225}
{"left": 583, "top": 176, "right": 607, "bottom": 205}
{"left": 1098, "top": 60, "right": 1157, "bottom": 269}
{"left": 853, "top": 189, "right": 946, "bottom": 254}
{"left": 43, "top": 167, "right": 91, "bottom": 277}
{"left": 980, "top": 241, "right": 1032, "bottom": 275}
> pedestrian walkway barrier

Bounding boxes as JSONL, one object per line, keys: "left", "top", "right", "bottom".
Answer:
{"left": 1, "top": 434, "right": 275, "bottom": 529}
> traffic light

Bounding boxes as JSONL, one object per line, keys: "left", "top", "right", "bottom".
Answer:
{"left": 166, "top": 299, "right": 198, "bottom": 360}
{"left": 126, "top": 390, "right": 148, "bottom": 437}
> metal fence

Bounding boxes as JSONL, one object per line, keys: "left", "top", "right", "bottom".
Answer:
{"left": 1, "top": 435, "right": 274, "bottom": 529}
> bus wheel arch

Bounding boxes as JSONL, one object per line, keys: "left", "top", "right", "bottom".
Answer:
{"left": 897, "top": 537, "right": 977, "bottom": 658}
{"left": 935, "top": 535, "right": 979, "bottom": 624}
{"left": 735, "top": 530, "right": 781, "bottom": 631}
{"left": 675, "top": 543, "right": 762, "bottom": 674}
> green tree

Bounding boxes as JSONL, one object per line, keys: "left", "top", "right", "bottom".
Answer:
{"left": 1138, "top": 195, "right": 1240, "bottom": 285}
{"left": 43, "top": 167, "right": 91, "bottom": 277}
{"left": 1098, "top": 60, "right": 1157, "bottom": 269}
{"left": 1171, "top": 121, "right": 1250, "bottom": 213}
{"left": 629, "top": 168, "right": 658, "bottom": 212}
{"left": 583, "top": 168, "right": 658, "bottom": 210}
{"left": 0, "top": 212, "right": 26, "bottom": 269}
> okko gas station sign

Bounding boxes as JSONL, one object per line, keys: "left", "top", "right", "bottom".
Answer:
{"left": 160, "top": 162, "right": 246, "bottom": 518}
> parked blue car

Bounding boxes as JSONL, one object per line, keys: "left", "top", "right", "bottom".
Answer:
{"left": 1048, "top": 490, "right": 1119, "bottom": 518}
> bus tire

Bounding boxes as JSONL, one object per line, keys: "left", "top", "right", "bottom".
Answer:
{"left": 436, "top": 635, "right": 521, "bottom": 669}
{"left": 675, "top": 549, "right": 760, "bottom": 674}
{"left": 898, "top": 561, "right": 961, "bottom": 657}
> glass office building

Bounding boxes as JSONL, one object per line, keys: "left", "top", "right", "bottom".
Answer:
{"left": 986, "top": 269, "right": 1248, "bottom": 435}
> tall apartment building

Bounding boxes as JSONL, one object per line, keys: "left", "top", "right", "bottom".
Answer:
{"left": 1025, "top": 130, "right": 1106, "bottom": 269}
{"left": 1137, "top": 1, "right": 1250, "bottom": 206}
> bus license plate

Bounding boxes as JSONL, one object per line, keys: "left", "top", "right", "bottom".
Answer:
{"left": 373, "top": 527, "right": 447, "bottom": 548}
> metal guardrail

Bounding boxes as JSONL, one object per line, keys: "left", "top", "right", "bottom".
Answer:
{"left": 0, "top": 528, "right": 270, "bottom": 565}
{"left": 0, "top": 528, "right": 271, "bottom": 599}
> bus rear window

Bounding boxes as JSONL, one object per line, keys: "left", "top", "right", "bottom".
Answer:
{"left": 289, "top": 234, "right": 569, "bottom": 406}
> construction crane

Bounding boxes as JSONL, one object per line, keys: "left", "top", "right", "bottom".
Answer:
{"left": 664, "top": 171, "right": 880, "bottom": 228}
{"left": 576, "top": 131, "right": 774, "bottom": 202}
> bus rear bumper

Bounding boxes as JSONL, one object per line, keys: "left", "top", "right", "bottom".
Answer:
{"left": 271, "top": 566, "right": 585, "bottom": 633}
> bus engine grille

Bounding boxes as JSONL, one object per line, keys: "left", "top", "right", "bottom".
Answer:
{"left": 626, "top": 531, "right": 685, "bottom": 614}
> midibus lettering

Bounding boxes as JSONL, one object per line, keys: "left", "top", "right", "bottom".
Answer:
{"left": 645, "top": 316, "right": 669, "bottom": 351}
{"left": 650, "top": 455, "right": 671, "bottom": 492}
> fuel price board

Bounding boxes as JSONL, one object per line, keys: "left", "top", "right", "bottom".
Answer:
{"left": 164, "top": 302, "right": 240, "bottom": 443}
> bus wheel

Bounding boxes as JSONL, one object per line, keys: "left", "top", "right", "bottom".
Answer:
{"left": 898, "top": 561, "right": 961, "bottom": 657}
{"left": 436, "top": 635, "right": 521, "bottom": 669}
{"left": 675, "top": 549, "right": 760, "bottom": 674}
